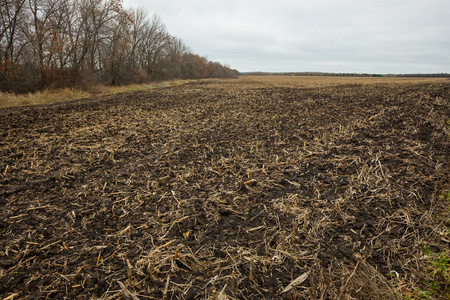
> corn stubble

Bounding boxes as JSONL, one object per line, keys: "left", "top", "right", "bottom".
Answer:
{"left": 0, "top": 76, "right": 449, "bottom": 299}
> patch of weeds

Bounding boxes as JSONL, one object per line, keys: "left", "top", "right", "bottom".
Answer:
{"left": 409, "top": 247, "right": 450, "bottom": 299}
{"left": 428, "top": 251, "right": 450, "bottom": 297}
{"left": 404, "top": 288, "right": 432, "bottom": 299}
{"left": 439, "top": 190, "right": 450, "bottom": 202}
{"left": 421, "top": 244, "right": 431, "bottom": 256}
{"left": 431, "top": 251, "right": 450, "bottom": 274}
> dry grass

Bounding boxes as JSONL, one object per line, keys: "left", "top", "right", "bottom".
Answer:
{"left": 0, "top": 87, "right": 93, "bottom": 108}
{"left": 0, "top": 79, "right": 196, "bottom": 109}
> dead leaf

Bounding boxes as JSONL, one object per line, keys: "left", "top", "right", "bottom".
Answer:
{"left": 280, "top": 271, "right": 310, "bottom": 294}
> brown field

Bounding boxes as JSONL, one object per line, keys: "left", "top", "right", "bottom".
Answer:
{"left": 1, "top": 76, "right": 449, "bottom": 299}
{"left": 247, "top": 75, "right": 450, "bottom": 84}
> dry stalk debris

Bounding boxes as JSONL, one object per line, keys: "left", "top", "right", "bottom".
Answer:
{"left": 0, "top": 76, "right": 449, "bottom": 299}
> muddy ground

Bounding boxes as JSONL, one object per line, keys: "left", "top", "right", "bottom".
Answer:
{"left": 0, "top": 77, "right": 449, "bottom": 299}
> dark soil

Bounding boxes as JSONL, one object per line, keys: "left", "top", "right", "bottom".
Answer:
{"left": 1, "top": 78, "right": 449, "bottom": 299}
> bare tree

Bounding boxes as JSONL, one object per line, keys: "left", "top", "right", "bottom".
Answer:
{"left": 0, "top": 0, "right": 26, "bottom": 91}
{"left": 140, "top": 14, "right": 171, "bottom": 81}
{"left": 161, "top": 36, "right": 189, "bottom": 79}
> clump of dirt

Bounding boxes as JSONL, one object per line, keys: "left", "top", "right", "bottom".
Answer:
{"left": 0, "top": 77, "right": 449, "bottom": 299}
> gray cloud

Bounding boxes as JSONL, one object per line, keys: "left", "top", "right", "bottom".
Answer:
{"left": 123, "top": 0, "right": 450, "bottom": 73}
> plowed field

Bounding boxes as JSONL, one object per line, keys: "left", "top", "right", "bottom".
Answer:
{"left": 1, "top": 76, "right": 449, "bottom": 299}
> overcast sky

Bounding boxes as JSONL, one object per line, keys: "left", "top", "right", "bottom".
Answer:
{"left": 122, "top": 0, "right": 449, "bottom": 74}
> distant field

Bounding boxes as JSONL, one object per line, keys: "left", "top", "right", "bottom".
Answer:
{"left": 245, "top": 75, "right": 450, "bottom": 85}
{"left": 0, "top": 77, "right": 449, "bottom": 299}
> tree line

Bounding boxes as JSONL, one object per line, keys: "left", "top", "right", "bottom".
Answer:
{"left": 0, "top": 0, "right": 239, "bottom": 93}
